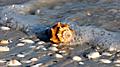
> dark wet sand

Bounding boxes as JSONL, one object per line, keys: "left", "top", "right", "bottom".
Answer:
{"left": 0, "top": 0, "right": 31, "bottom": 6}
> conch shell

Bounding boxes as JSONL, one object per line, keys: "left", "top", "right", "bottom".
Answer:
{"left": 50, "top": 22, "right": 74, "bottom": 43}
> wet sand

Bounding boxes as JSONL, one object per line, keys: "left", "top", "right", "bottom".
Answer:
{"left": 0, "top": 0, "right": 30, "bottom": 6}
{"left": 0, "top": 0, "right": 120, "bottom": 67}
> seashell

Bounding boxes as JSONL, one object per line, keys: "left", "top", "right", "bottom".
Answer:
{"left": 0, "top": 40, "right": 9, "bottom": 45}
{"left": 32, "top": 63, "right": 43, "bottom": 67}
{"left": 50, "top": 22, "right": 74, "bottom": 44}
{"left": 55, "top": 54, "right": 63, "bottom": 58}
{"left": 86, "top": 12, "right": 91, "bottom": 16}
{"left": 99, "top": 59, "right": 111, "bottom": 64}
{"left": 17, "top": 54, "right": 25, "bottom": 58}
{"left": 0, "top": 46, "right": 10, "bottom": 52}
{"left": 37, "top": 41, "right": 45, "bottom": 45}
{"left": 115, "top": 64, "right": 120, "bottom": 67}
{"left": 42, "top": 47, "right": 47, "bottom": 51}
{"left": 49, "top": 47, "right": 58, "bottom": 51}
{"left": 0, "top": 59, "right": 6, "bottom": 63}
{"left": 113, "top": 59, "right": 120, "bottom": 63}
{"left": 87, "top": 52, "right": 101, "bottom": 59}
{"left": 29, "top": 46, "right": 36, "bottom": 49}
{"left": 0, "top": 26, "right": 10, "bottom": 31}
{"left": 16, "top": 43, "right": 25, "bottom": 47}
{"left": 20, "top": 39, "right": 34, "bottom": 44}
{"left": 109, "top": 47, "right": 116, "bottom": 51}
{"left": 35, "top": 9, "right": 41, "bottom": 15}
{"left": 30, "top": 58, "right": 38, "bottom": 62}
{"left": 79, "top": 62, "right": 84, "bottom": 65}
{"left": 7, "top": 59, "right": 22, "bottom": 66}
{"left": 35, "top": 45, "right": 44, "bottom": 49}
{"left": 21, "top": 60, "right": 31, "bottom": 63}
{"left": 102, "top": 52, "right": 112, "bottom": 56}
{"left": 52, "top": 44, "right": 58, "bottom": 47}
{"left": 72, "top": 56, "right": 82, "bottom": 61}
{"left": 59, "top": 50, "right": 66, "bottom": 54}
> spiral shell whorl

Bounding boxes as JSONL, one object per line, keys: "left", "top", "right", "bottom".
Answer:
{"left": 50, "top": 22, "right": 74, "bottom": 44}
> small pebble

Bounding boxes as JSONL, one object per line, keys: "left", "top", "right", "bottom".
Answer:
{"left": 30, "top": 58, "right": 38, "bottom": 62}
{"left": 49, "top": 47, "right": 58, "bottom": 51}
{"left": 37, "top": 41, "right": 45, "bottom": 45}
{"left": 16, "top": 43, "right": 25, "bottom": 47}
{"left": 20, "top": 39, "right": 34, "bottom": 44}
{"left": 36, "top": 45, "right": 44, "bottom": 49}
{"left": 102, "top": 52, "right": 112, "bottom": 56}
{"left": 35, "top": 9, "right": 41, "bottom": 15}
{"left": 114, "top": 59, "right": 120, "bottom": 63}
{"left": 55, "top": 54, "right": 63, "bottom": 58}
{"left": 72, "top": 56, "right": 82, "bottom": 61}
{"left": 108, "top": 9, "right": 118, "bottom": 13}
{"left": 11, "top": 5, "right": 15, "bottom": 8}
{"left": 32, "top": 63, "right": 43, "bottom": 67}
{"left": 19, "top": 38, "right": 25, "bottom": 40}
{"left": 99, "top": 59, "right": 111, "bottom": 64}
{"left": 0, "top": 40, "right": 9, "bottom": 45}
{"left": 3, "top": 17, "right": 8, "bottom": 21}
{"left": 59, "top": 50, "right": 66, "bottom": 53}
{"left": 48, "top": 53, "right": 53, "bottom": 56}
{"left": 0, "top": 46, "right": 10, "bottom": 52}
{"left": 52, "top": 44, "right": 58, "bottom": 47}
{"left": 69, "top": 47, "right": 74, "bottom": 50}
{"left": 9, "top": 40, "right": 13, "bottom": 43}
{"left": 21, "top": 5, "right": 24, "bottom": 8}
{"left": 54, "top": 6, "right": 61, "bottom": 9}
{"left": 0, "top": 26, "right": 10, "bottom": 31}
{"left": 117, "top": 54, "right": 120, "bottom": 57}
{"left": 29, "top": 46, "right": 36, "bottom": 49}
{"left": 0, "top": 60, "right": 6, "bottom": 63}
{"left": 96, "top": 46, "right": 100, "bottom": 50}
{"left": 109, "top": 47, "right": 116, "bottom": 51}
{"left": 42, "top": 47, "right": 47, "bottom": 51}
{"left": 115, "top": 64, "right": 120, "bottom": 67}
{"left": 21, "top": 60, "right": 31, "bottom": 63}
{"left": 79, "top": 62, "right": 84, "bottom": 65}
{"left": 17, "top": 54, "right": 25, "bottom": 58}
{"left": 87, "top": 52, "right": 101, "bottom": 59}
{"left": 7, "top": 59, "right": 22, "bottom": 66}
{"left": 87, "top": 12, "right": 91, "bottom": 16}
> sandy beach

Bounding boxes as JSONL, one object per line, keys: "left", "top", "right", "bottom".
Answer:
{"left": 0, "top": 0, "right": 120, "bottom": 67}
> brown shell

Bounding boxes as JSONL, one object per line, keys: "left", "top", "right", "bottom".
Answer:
{"left": 50, "top": 22, "right": 74, "bottom": 44}
{"left": 0, "top": 40, "right": 9, "bottom": 45}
